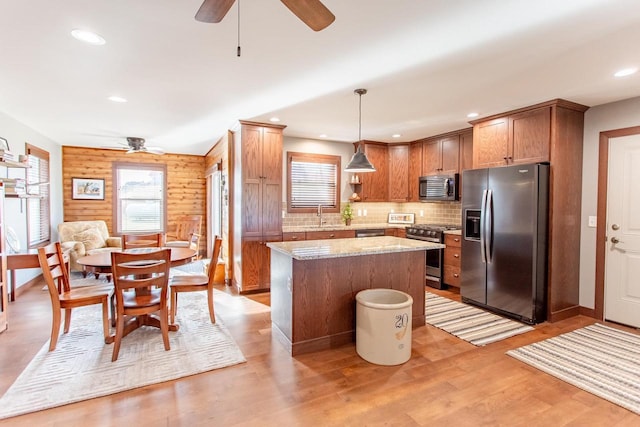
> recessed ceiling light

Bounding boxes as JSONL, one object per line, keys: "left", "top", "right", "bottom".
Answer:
{"left": 319, "top": 134, "right": 328, "bottom": 138}
{"left": 467, "top": 112, "right": 479, "bottom": 118}
{"left": 71, "top": 29, "right": 106, "bottom": 45}
{"left": 614, "top": 68, "right": 638, "bottom": 77}
{"left": 392, "top": 134, "right": 401, "bottom": 138}
{"left": 269, "top": 117, "right": 280, "bottom": 122}
{"left": 108, "top": 96, "right": 127, "bottom": 103}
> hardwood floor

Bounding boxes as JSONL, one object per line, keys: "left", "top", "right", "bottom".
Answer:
{"left": 1, "top": 282, "right": 639, "bottom": 426}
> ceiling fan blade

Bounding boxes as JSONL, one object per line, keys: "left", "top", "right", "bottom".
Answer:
{"left": 280, "top": 0, "right": 335, "bottom": 31}
{"left": 195, "top": 0, "right": 236, "bottom": 23}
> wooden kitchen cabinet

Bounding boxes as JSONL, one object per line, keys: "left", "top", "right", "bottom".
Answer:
{"left": 469, "top": 99, "right": 589, "bottom": 322}
{"left": 358, "top": 142, "right": 388, "bottom": 202}
{"left": 471, "top": 106, "right": 551, "bottom": 168}
{"left": 443, "top": 233, "right": 461, "bottom": 288}
{"left": 240, "top": 236, "right": 280, "bottom": 292}
{"left": 459, "top": 128, "right": 473, "bottom": 198}
{"left": 388, "top": 144, "right": 409, "bottom": 202}
{"left": 232, "top": 121, "right": 285, "bottom": 293}
{"left": 408, "top": 141, "right": 422, "bottom": 202}
{"left": 282, "top": 232, "right": 306, "bottom": 242}
{"left": 305, "top": 229, "right": 355, "bottom": 240}
{"left": 422, "top": 135, "right": 460, "bottom": 176}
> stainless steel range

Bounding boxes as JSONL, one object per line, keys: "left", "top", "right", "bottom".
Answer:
{"left": 406, "top": 224, "right": 460, "bottom": 289}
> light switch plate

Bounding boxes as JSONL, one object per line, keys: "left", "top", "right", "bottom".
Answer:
{"left": 588, "top": 216, "right": 597, "bottom": 228}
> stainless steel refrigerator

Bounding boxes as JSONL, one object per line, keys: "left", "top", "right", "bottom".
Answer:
{"left": 461, "top": 163, "right": 549, "bottom": 324}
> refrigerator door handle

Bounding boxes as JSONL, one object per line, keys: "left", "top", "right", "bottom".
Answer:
{"left": 480, "top": 189, "right": 488, "bottom": 263}
{"left": 486, "top": 189, "right": 493, "bottom": 264}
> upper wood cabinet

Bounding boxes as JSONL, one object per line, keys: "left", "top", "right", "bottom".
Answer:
{"left": 358, "top": 142, "right": 389, "bottom": 202}
{"left": 241, "top": 123, "right": 283, "bottom": 238}
{"left": 388, "top": 144, "right": 409, "bottom": 202}
{"left": 232, "top": 121, "right": 285, "bottom": 293}
{"left": 422, "top": 135, "right": 460, "bottom": 176}
{"left": 472, "top": 106, "right": 551, "bottom": 168}
{"left": 408, "top": 142, "right": 422, "bottom": 202}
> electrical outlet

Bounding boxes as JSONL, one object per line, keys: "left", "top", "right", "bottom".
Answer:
{"left": 282, "top": 210, "right": 286, "bottom": 218}
{"left": 390, "top": 209, "right": 394, "bottom": 213}
{"left": 420, "top": 210, "right": 424, "bottom": 217}
{"left": 357, "top": 209, "right": 362, "bottom": 217}
{"left": 363, "top": 209, "right": 367, "bottom": 216}
{"left": 588, "top": 216, "right": 597, "bottom": 228}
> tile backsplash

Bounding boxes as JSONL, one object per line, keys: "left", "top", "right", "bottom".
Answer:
{"left": 282, "top": 201, "right": 461, "bottom": 228}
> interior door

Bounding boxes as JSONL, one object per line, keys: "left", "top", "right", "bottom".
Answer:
{"left": 605, "top": 134, "right": 640, "bottom": 327}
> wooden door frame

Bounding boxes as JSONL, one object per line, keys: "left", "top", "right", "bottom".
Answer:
{"left": 594, "top": 125, "right": 640, "bottom": 319}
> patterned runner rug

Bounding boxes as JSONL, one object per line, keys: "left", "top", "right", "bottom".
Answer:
{"left": 425, "top": 292, "right": 534, "bottom": 346}
{"left": 507, "top": 323, "right": 640, "bottom": 414}
{"left": 0, "top": 292, "right": 245, "bottom": 420}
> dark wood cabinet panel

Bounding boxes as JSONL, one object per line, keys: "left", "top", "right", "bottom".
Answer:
{"left": 282, "top": 232, "right": 305, "bottom": 242}
{"left": 509, "top": 107, "right": 551, "bottom": 165}
{"left": 440, "top": 136, "right": 460, "bottom": 174}
{"left": 305, "top": 230, "right": 355, "bottom": 240}
{"left": 388, "top": 144, "right": 409, "bottom": 202}
{"left": 408, "top": 142, "right": 422, "bottom": 202}
{"left": 359, "top": 143, "right": 388, "bottom": 201}
{"left": 422, "top": 135, "right": 460, "bottom": 175}
{"left": 459, "top": 129, "right": 473, "bottom": 198}
{"left": 234, "top": 121, "right": 285, "bottom": 293}
{"left": 472, "top": 107, "right": 551, "bottom": 168}
{"left": 443, "top": 233, "right": 461, "bottom": 288}
{"left": 473, "top": 117, "right": 509, "bottom": 168}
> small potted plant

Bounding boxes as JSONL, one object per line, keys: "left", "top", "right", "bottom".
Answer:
{"left": 342, "top": 202, "right": 354, "bottom": 226}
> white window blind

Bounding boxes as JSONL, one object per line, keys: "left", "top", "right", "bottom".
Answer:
{"left": 115, "top": 164, "right": 166, "bottom": 233}
{"left": 288, "top": 152, "right": 340, "bottom": 211}
{"left": 26, "top": 145, "right": 50, "bottom": 247}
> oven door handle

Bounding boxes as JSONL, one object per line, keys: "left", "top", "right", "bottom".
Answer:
{"left": 480, "top": 189, "right": 487, "bottom": 263}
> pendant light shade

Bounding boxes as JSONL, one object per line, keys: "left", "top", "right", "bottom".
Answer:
{"left": 345, "top": 88, "right": 376, "bottom": 173}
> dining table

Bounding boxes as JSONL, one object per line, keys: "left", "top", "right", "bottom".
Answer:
{"left": 77, "top": 246, "right": 197, "bottom": 334}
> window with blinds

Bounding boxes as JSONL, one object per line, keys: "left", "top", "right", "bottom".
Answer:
{"left": 114, "top": 163, "right": 166, "bottom": 233}
{"left": 26, "top": 144, "right": 50, "bottom": 247}
{"left": 287, "top": 152, "right": 341, "bottom": 213}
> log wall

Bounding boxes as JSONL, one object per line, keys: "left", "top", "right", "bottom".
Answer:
{"left": 61, "top": 146, "right": 207, "bottom": 255}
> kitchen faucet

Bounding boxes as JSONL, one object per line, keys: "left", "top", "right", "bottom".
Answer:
{"left": 317, "top": 204, "right": 325, "bottom": 227}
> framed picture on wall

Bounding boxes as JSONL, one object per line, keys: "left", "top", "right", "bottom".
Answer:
{"left": 72, "top": 177, "right": 105, "bottom": 200}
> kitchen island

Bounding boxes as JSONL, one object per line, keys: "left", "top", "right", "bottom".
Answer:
{"left": 267, "top": 236, "right": 444, "bottom": 356}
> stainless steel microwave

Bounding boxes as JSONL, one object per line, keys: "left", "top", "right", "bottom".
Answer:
{"left": 419, "top": 174, "right": 459, "bottom": 201}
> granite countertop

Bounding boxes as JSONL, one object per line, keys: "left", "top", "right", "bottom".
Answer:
{"left": 283, "top": 223, "right": 407, "bottom": 233}
{"left": 267, "top": 236, "right": 444, "bottom": 260}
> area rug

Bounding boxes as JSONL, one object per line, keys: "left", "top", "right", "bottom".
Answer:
{"left": 425, "top": 292, "right": 534, "bottom": 346}
{"left": 507, "top": 323, "right": 640, "bottom": 414}
{"left": 0, "top": 292, "right": 246, "bottom": 420}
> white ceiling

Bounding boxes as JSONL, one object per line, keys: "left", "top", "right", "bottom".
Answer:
{"left": 1, "top": 0, "right": 639, "bottom": 155}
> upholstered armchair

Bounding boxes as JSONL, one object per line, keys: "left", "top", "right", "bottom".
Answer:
{"left": 57, "top": 220, "right": 122, "bottom": 272}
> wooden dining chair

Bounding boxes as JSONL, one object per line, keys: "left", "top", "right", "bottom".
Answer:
{"left": 121, "top": 233, "right": 164, "bottom": 249}
{"left": 170, "top": 236, "right": 222, "bottom": 325}
{"left": 110, "top": 248, "right": 172, "bottom": 361}
{"left": 38, "top": 242, "right": 114, "bottom": 351}
{"left": 165, "top": 215, "right": 202, "bottom": 248}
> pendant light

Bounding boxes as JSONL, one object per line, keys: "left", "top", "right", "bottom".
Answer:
{"left": 345, "top": 88, "right": 376, "bottom": 172}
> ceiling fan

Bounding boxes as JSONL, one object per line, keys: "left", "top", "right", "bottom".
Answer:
{"left": 195, "top": 0, "right": 335, "bottom": 31}
{"left": 103, "top": 137, "right": 165, "bottom": 155}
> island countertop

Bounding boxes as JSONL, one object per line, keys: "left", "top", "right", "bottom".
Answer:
{"left": 267, "top": 236, "right": 444, "bottom": 260}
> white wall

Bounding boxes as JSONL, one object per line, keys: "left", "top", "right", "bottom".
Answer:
{"left": 282, "top": 136, "right": 356, "bottom": 203}
{"left": 579, "top": 96, "right": 640, "bottom": 308}
{"left": 0, "top": 111, "right": 63, "bottom": 288}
